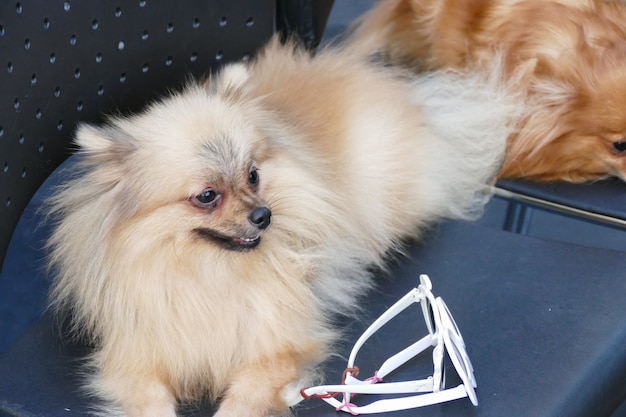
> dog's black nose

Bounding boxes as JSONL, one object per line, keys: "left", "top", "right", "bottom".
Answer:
{"left": 248, "top": 207, "right": 271, "bottom": 229}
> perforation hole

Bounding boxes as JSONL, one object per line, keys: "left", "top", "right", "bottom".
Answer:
{"left": 31, "top": 73, "right": 37, "bottom": 85}
{"left": 0, "top": 26, "right": 5, "bottom": 37}
{"left": 141, "top": 30, "right": 149, "bottom": 40}
{"left": 115, "top": 7, "right": 122, "bottom": 17}
{"left": 216, "top": 51, "right": 223, "bottom": 61}
{"left": 76, "top": 100, "right": 84, "bottom": 111}
{"left": 6, "top": 197, "right": 11, "bottom": 207}
{"left": 18, "top": 133, "right": 25, "bottom": 144}
{"left": 95, "top": 52, "right": 103, "bottom": 63}
{"left": 3, "top": 162, "right": 8, "bottom": 173}
{"left": 54, "top": 86, "right": 61, "bottom": 97}
{"left": 92, "top": 19, "right": 99, "bottom": 30}
{"left": 74, "top": 68, "right": 81, "bottom": 79}
{"left": 219, "top": 17, "right": 227, "bottom": 26}
{"left": 24, "top": 38, "right": 31, "bottom": 50}
{"left": 0, "top": 126, "right": 3, "bottom": 137}
{"left": 139, "top": 0, "right": 146, "bottom": 7}
{"left": 165, "top": 56, "right": 173, "bottom": 66}
{"left": 15, "top": 3, "right": 23, "bottom": 14}
{"left": 97, "top": 85, "right": 104, "bottom": 95}
{"left": 246, "top": 18, "right": 254, "bottom": 27}
{"left": 190, "top": 52, "right": 198, "bottom": 62}
{"left": 192, "top": 18, "right": 200, "bottom": 29}
{"left": 69, "top": 34, "right": 77, "bottom": 46}
{"left": 7, "top": 62, "right": 14, "bottom": 74}
{"left": 43, "top": 18, "right": 50, "bottom": 29}
{"left": 56, "top": 120, "right": 63, "bottom": 131}
{"left": 166, "top": 23, "right": 174, "bottom": 33}
{"left": 119, "top": 73, "right": 126, "bottom": 83}
{"left": 63, "top": 1, "right": 70, "bottom": 12}
{"left": 117, "top": 41, "right": 125, "bottom": 51}
{"left": 142, "top": 63, "right": 149, "bottom": 73}
{"left": 35, "top": 108, "right": 42, "bottom": 119}
{"left": 38, "top": 142, "right": 45, "bottom": 152}
{"left": 49, "top": 53, "right": 56, "bottom": 64}
{"left": 13, "top": 98, "right": 20, "bottom": 110}
{"left": 21, "top": 167, "right": 27, "bottom": 178}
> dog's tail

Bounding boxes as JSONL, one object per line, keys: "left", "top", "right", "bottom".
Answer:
{"left": 411, "top": 62, "right": 524, "bottom": 221}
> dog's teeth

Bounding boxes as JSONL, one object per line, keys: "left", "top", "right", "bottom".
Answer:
{"left": 236, "top": 236, "right": 259, "bottom": 243}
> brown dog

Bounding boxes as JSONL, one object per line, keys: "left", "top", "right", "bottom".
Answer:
{"left": 352, "top": 0, "right": 626, "bottom": 182}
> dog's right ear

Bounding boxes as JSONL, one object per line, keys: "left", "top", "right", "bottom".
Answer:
{"left": 75, "top": 123, "right": 138, "bottom": 158}
{"left": 74, "top": 123, "right": 138, "bottom": 181}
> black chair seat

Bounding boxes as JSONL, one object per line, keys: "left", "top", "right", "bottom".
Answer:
{"left": 2, "top": 221, "right": 625, "bottom": 416}
{"left": 496, "top": 179, "right": 626, "bottom": 229}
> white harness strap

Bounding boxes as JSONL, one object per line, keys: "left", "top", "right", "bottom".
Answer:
{"left": 300, "top": 274, "right": 478, "bottom": 415}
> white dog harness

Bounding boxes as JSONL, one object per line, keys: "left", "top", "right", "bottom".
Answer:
{"left": 299, "top": 274, "right": 477, "bottom": 415}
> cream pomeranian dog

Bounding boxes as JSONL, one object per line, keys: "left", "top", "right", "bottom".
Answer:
{"left": 46, "top": 37, "right": 517, "bottom": 417}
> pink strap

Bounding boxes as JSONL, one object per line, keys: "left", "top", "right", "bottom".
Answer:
{"left": 336, "top": 400, "right": 360, "bottom": 416}
{"left": 365, "top": 371, "right": 383, "bottom": 384}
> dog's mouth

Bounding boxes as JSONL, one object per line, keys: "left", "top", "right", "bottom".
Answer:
{"left": 194, "top": 228, "right": 261, "bottom": 251}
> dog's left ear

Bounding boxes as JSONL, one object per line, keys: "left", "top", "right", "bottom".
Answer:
{"left": 204, "top": 63, "right": 250, "bottom": 97}
{"left": 219, "top": 63, "right": 250, "bottom": 90}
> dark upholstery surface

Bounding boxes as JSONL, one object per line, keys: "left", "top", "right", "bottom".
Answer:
{"left": 2, "top": 221, "right": 626, "bottom": 416}
{"left": 297, "top": 221, "right": 626, "bottom": 417}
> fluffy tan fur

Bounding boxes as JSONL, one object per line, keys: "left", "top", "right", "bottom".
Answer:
{"left": 47, "top": 37, "right": 515, "bottom": 417}
{"left": 351, "top": 0, "right": 626, "bottom": 182}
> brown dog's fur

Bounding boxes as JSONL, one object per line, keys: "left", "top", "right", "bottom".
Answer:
{"left": 352, "top": 0, "right": 626, "bottom": 182}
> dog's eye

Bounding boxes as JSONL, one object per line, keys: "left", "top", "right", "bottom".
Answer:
{"left": 613, "top": 140, "right": 626, "bottom": 153}
{"left": 248, "top": 168, "right": 259, "bottom": 186}
{"left": 193, "top": 188, "right": 220, "bottom": 207}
